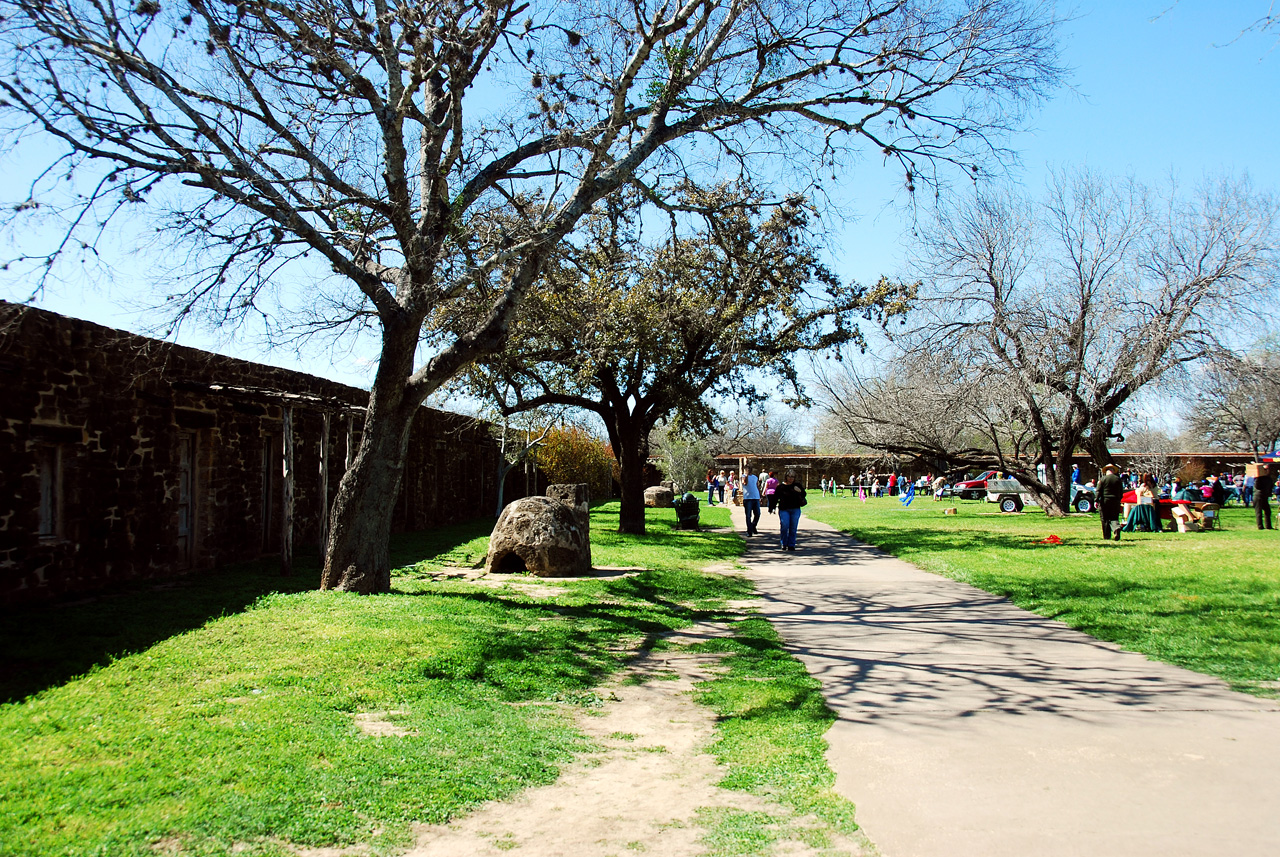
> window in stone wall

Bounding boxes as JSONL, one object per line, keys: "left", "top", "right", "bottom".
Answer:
{"left": 36, "top": 444, "right": 63, "bottom": 539}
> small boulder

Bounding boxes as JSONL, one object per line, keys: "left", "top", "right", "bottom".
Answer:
{"left": 487, "top": 496, "right": 591, "bottom": 577}
{"left": 644, "top": 485, "right": 675, "bottom": 508}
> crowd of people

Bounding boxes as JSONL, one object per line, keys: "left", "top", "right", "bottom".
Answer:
{"left": 701, "top": 460, "right": 1276, "bottom": 549}
{"left": 816, "top": 471, "right": 952, "bottom": 501}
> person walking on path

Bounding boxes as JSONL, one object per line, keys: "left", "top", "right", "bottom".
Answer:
{"left": 717, "top": 470, "right": 727, "bottom": 505}
{"left": 764, "top": 471, "right": 779, "bottom": 514}
{"left": 1254, "top": 468, "right": 1275, "bottom": 530}
{"left": 774, "top": 471, "right": 807, "bottom": 551}
{"left": 742, "top": 467, "right": 762, "bottom": 536}
{"left": 1096, "top": 463, "right": 1124, "bottom": 540}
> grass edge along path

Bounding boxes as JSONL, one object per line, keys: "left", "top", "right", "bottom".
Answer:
{"left": 804, "top": 496, "right": 1280, "bottom": 697}
{"left": 682, "top": 617, "right": 869, "bottom": 857}
{"left": 0, "top": 501, "right": 868, "bottom": 857}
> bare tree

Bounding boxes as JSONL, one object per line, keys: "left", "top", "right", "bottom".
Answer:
{"left": 1184, "top": 344, "right": 1280, "bottom": 458}
{"left": 490, "top": 410, "right": 555, "bottom": 517}
{"left": 820, "top": 170, "right": 1278, "bottom": 514}
{"left": 705, "top": 406, "right": 803, "bottom": 456}
{"left": 817, "top": 347, "right": 1045, "bottom": 482}
{"left": 1119, "top": 425, "right": 1182, "bottom": 484}
{"left": 0, "top": 0, "right": 1062, "bottom": 589}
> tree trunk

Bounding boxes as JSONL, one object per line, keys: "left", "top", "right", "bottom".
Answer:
{"left": 321, "top": 320, "right": 422, "bottom": 593}
{"left": 615, "top": 428, "right": 650, "bottom": 535}
{"left": 1085, "top": 420, "right": 1117, "bottom": 470}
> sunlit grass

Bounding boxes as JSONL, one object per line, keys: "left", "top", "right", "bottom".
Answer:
{"left": 805, "top": 495, "right": 1280, "bottom": 695}
{"left": 0, "top": 498, "right": 866, "bottom": 856}
{"left": 0, "top": 504, "right": 749, "bottom": 857}
{"left": 691, "top": 618, "right": 861, "bottom": 855}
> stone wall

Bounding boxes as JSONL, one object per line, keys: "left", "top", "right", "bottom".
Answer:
{"left": 0, "top": 302, "right": 502, "bottom": 607}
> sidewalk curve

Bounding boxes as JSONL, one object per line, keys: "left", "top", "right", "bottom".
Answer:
{"left": 727, "top": 503, "right": 1280, "bottom": 857}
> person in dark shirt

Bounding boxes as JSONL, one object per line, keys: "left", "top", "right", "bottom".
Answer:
{"left": 1255, "top": 470, "right": 1276, "bottom": 530}
{"left": 1095, "top": 464, "right": 1124, "bottom": 541}
{"left": 774, "top": 472, "right": 807, "bottom": 551}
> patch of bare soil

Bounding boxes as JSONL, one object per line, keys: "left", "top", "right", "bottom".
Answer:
{"left": 394, "top": 624, "right": 870, "bottom": 857}
{"left": 353, "top": 711, "right": 417, "bottom": 738}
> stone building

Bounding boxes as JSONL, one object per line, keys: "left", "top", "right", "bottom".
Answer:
{"left": 0, "top": 302, "right": 501, "bottom": 608}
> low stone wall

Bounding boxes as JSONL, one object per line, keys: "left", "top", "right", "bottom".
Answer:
{"left": 0, "top": 302, "right": 500, "bottom": 608}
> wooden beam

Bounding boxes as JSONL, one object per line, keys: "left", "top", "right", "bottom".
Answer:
{"left": 282, "top": 406, "right": 294, "bottom": 577}
{"left": 319, "top": 411, "right": 330, "bottom": 560}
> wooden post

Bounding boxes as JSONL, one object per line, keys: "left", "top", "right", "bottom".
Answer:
{"left": 282, "top": 406, "right": 294, "bottom": 577}
{"left": 319, "top": 411, "right": 330, "bottom": 560}
{"left": 345, "top": 415, "right": 355, "bottom": 470}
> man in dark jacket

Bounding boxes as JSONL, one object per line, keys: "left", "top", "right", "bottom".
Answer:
{"left": 1210, "top": 475, "right": 1227, "bottom": 507}
{"left": 1255, "top": 469, "right": 1276, "bottom": 530}
{"left": 1096, "top": 464, "right": 1124, "bottom": 541}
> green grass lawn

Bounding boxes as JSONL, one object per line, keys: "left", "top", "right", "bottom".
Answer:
{"left": 804, "top": 495, "right": 1280, "bottom": 695}
{"left": 0, "top": 500, "right": 859, "bottom": 857}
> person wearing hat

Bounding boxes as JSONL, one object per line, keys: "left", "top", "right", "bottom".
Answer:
{"left": 1096, "top": 463, "right": 1124, "bottom": 541}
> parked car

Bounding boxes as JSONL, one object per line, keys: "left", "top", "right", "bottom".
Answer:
{"left": 984, "top": 478, "right": 1097, "bottom": 513}
{"left": 1070, "top": 483, "right": 1096, "bottom": 513}
{"left": 951, "top": 470, "right": 1001, "bottom": 500}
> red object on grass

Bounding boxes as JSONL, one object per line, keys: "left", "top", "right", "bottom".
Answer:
{"left": 1036, "top": 534, "right": 1063, "bottom": 545}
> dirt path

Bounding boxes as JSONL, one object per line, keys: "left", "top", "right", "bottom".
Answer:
{"left": 397, "top": 622, "right": 870, "bottom": 857}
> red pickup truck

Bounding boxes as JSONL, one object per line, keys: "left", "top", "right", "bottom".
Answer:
{"left": 951, "top": 470, "right": 1000, "bottom": 500}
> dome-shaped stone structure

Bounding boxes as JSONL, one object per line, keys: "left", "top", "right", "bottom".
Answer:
{"left": 486, "top": 496, "right": 591, "bottom": 577}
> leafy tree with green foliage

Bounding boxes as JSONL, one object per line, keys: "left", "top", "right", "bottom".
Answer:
{"left": 457, "top": 184, "right": 896, "bottom": 533}
{"left": 0, "top": 0, "right": 1062, "bottom": 587}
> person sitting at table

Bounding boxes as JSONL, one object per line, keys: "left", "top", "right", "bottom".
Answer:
{"left": 1124, "top": 474, "right": 1163, "bottom": 532}
{"left": 1175, "top": 481, "right": 1200, "bottom": 502}
{"left": 1136, "top": 474, "right": 1158, "bottom": 505}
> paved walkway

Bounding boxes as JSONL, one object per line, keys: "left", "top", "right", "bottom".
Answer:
{"left": 727, "top": 503, "right": 1280, "bottom": 857}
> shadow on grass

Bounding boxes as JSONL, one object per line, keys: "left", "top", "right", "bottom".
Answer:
{"left": 0, "top": 555, "right": 320, "bottom": 704}
{"left": 1, "top": 517, "right": 504, "bottom": 705}
{"left": 1, "top": 510, "right": 750, "bottom": 705}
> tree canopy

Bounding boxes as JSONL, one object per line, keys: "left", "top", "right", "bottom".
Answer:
{"left": 0, "top": 0, "right": 1064, "bottom": 585}
{"left": 456, "top": 184, "right": 891, "bottom": 532}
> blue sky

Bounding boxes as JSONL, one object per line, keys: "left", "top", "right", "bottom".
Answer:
{"left": 832, "top": 0, "right": 1280, "bottom": 289}
{"left": 2, "top": 1, "right": 1277, "bottom": 394}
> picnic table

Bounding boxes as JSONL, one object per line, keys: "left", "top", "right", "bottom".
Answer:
{"left": 1121, "top": 492, "right": 1220, "bottom": 531}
